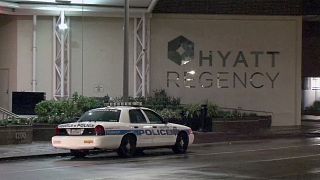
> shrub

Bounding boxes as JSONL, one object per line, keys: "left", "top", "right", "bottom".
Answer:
{"left": 207, "top": 103, "right": 219, "bottom": 117}
{"left": 183, "top": 104, "right": 201, "bottom": 119}
{"left": 305, "top": 101, "right": 320, "bottom": 113}
{"left": 157, "top": 108, "right": 181, "bottom": 120}
{"left": 144, "top": 89, "right": 181, "bottom": 110}
{"left": 0, "top": 118, "right": 32, "bottom": 126}
{"left": 34, "top": 92, "right": 104, "bottom": 124}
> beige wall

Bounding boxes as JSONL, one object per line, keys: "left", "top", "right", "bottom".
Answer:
{"left": 13, "top": 16, "right": 135, "bottom": 100}
{"left": 0, "top": 16, "right": 17, "bottom": 110}
{"left": 16, "top": 16, "right": 53, "bottom": 100}
{"left": 17, "top": 16, "right": 32, "bottom": 92}
{"left": 151, "top": 14, "right": 302, "bottom": 126}
{"left": 36, "top": 17, "right": 53, "bottom": 99}
{"left": 70, "top": 17, "right": 134, "bottom": 98}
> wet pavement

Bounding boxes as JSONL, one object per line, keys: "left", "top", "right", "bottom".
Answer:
{"left": 0, "top": 120, "right": 319, "bottom": 160}
{"left": 1, "top": 137, "right": 320, "bottom": 179}
{"left": 0, "top": 142, "right": 68, "bottom": 160}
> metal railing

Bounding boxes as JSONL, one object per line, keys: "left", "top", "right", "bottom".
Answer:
{"left": 0, "top": 107, "right": 20, "bottom": 120}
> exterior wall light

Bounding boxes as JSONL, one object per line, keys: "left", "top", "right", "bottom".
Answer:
{"left": 58, "top": 11, "right": 68, "bottom": 30}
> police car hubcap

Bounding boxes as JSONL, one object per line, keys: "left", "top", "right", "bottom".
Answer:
{"left": 126, "top": 143, "right": 131, "bottom": 150}
{"left": 179, "top": 138, "right": 184, "bottom": 147}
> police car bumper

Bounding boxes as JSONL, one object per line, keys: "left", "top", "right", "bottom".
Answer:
{"left": 52, "top": 136, "right": 121, "bottom": 150}
{"left": 189, "top": 134, "right": 195, "bottom": 144}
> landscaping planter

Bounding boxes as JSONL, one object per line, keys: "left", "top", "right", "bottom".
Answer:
{"left": 33, "top": 124, "right": 57, "bottom": 141}
{"left": 212, "top": 116, "right": 271, "bottom": 133}
{"left": 0, "top": 126, "right": 33, "bottom": 145}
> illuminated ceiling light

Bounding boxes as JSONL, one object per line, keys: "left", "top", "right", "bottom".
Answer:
{"left": 58, "top": 10, "right": 68, "bottom": 30}
{"left": 36, "top": 6, "right": 88, "bottom": 11}
{"left": 58, "top": 23, "right": 68, "bottom": 30}
{"left": 187, "top": 70, "right": 196, "bottom": 75}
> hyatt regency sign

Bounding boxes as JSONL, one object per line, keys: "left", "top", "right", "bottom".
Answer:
{"left": 167, "top": 36, "right": 280, "bottom": 89}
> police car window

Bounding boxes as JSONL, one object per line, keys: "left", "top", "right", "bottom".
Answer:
{"left": 143, "top": 110, "right": 164, "bottom": 124}
{"left": 78, "top": 110, "right": 120, "bottom": 122}
{"left": 129, "top": 110, "right": 147, "bottom": 124}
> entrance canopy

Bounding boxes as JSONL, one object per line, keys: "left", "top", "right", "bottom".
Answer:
{"left": 0, "top": 0, "right": 158, "bottom": 16}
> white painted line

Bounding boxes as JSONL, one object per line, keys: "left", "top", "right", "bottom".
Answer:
{"left": 2, "top": 165, "right": 79, "bottom": 174}
{"left": 247, "top": 154, "right": 320, "bottom": 163}
{"left": 193, "top": 144, "right": 320, "bottom": 156}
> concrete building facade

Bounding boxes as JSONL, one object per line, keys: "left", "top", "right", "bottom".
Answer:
{"left": 0, "top": 0, "right": 313, "bottom": 126}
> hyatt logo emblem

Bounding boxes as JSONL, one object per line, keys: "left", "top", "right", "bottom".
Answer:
{"left": 168, "top": 36, "right": 194, "bottom": 66}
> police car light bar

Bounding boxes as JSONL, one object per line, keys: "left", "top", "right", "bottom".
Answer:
{"left": 105, "top": 102, "right": 143, "bottom": 107}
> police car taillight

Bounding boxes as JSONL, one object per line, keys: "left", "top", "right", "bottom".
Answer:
{"left": 95, "top": 125, "right": 105, "bottom": 136}
{"left": 55, "top": 127, "right": 61, "bottom": 136}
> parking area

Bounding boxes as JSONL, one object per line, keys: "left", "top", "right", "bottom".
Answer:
{"left": 1, "top": 137, "right": 320, "bottom": 180}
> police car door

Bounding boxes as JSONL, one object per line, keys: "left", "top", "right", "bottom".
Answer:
{"left": 142, "top": 109, "right": 175, "bottom": 146}
{"left": 129, "top": 109, "right": 153, "bottom": 147}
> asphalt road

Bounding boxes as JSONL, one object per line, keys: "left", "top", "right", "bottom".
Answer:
{"left": 1, "top": 137, "right": 320, "bottom": 180}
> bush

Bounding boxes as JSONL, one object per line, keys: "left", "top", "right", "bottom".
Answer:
{"left": 144, "top": 89, "right": 181, "bottom": 110}
{"left": 157, "top": 108, "right": 181, "bottom": 120}
{"left": 207, "top": 103, "right": 219, "bottom": 118}
{"left": 107, "top": 89, "right": 181, "bottom": 111}
{"left": 305, "top": 101, "right": 320, "bottom": 113}
{"left": 34, "top": 92, "right": 104, "bottom": 124}
{"left": 183, "top": 104, "right": 201, "bottom": 119}
{"left": 182, "top": 103, "right": 218, "bottom": 119}
{"left": 0, "top": 118, "right": 32, "bottom": 126}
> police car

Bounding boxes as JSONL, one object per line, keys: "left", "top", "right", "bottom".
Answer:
{"left": 52, "top": 106, "right": 194, "bottom": 158}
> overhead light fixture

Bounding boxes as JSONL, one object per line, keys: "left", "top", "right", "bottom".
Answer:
{"left": 35, "top": 6, "right": 88, "bottom": 12}
{"left": 58, "top": 10, "right": 68, "bottom": 30}
{"left": 58, "top": 23, "right": 68, "bottom": 30}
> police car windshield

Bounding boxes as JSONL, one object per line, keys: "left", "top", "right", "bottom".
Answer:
{"left": 77, "top": 110, "right": 120, "bottom": 122}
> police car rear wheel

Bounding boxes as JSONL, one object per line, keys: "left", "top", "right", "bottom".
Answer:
{"left": 172, "top": 132, "right": 189, "bottom": 154}
{"left": 117, "top": 135, "right": 136, "bottom": 158}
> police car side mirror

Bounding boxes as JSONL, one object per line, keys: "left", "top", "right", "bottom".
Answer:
{"left": 163, "top": 118, "right": 169, "bottom": 124}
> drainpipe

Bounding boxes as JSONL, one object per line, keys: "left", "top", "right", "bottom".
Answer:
{"left": 32, "top": 15, "right": 37, "bottom": 92}
{"left": 123, "top": 0, "right": 129, "bottom": 100}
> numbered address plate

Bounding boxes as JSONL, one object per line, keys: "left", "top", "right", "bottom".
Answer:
{"left": 67, "top": 129, "right": 84, "bottom": 135}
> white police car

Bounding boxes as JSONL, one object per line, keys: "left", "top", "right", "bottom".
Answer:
{"left": 52, "top": 106, "right": 194, "bottom": 157}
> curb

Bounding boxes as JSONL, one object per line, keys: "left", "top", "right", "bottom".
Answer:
{"left": 0, "top": 152, "right": 70, "bottom": 161}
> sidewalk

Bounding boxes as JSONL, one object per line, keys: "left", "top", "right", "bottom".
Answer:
{"left": 0, "top": 121, "right": 319, "bottom": 160}
{"left": 0, "top": 142, "right": 68, "bottom": 160}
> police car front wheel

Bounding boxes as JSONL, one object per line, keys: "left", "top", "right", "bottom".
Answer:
{"left": 172, "top": 132, "right": 189, "bottom": 154}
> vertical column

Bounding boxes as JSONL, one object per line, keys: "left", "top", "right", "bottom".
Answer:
{"left": 141, "top": 15, "right": 146, "bottom": 97}
{"left": 133, "top": 14, "right": 150, "bottom": 97}
{"left": 32, "top": 15, "right": 37, "bottom": 92}
{"left": 53, "top": 11, "right": 70, "bottom": 100}
{"left": 123, "top": 0, "right": 130, "bottom": 100}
